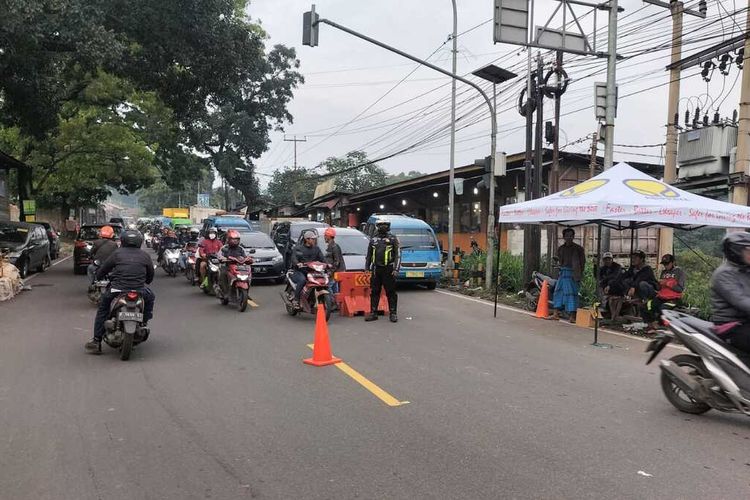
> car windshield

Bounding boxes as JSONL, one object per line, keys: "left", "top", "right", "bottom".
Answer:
{"left": 240, "top": 232, "right": 275, "bottom": 249}
{"left": 78, "top": 226, "right": 122, "bottom": 240}
{"left": 0, "top": 224, "right": 28, "bottom": 244}
{"left": 320, "top": 233, "right": 369, "bottom": 255}
{"left": 391, "top": 228, "right": 438, "bottom": 249}
{"left": 291, "top": 224, "right": 327, "bottom": 240}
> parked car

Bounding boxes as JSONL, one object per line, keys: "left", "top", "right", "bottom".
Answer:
{"left": 237, "top": 230, "right": 285, "bottom": 283}
{"left": 0, "top": 221, "right": 51, "bottom": 278}
{"left": 36, "top": 221, "right": 60, "bottom": 260}
{"left": 272, "top": 221, "right": 330, "bottom": 270}
{"left": 364, "top": 214, "right": 442, "bottom": 289}
{"left": 201, "top": 215, "right": 254, "bottom": 236}
{"left": 295, "top": 227, "right": 369, "bottom": 271}
{"left": 73, "top": 223, "right": 123, "bottom": 275}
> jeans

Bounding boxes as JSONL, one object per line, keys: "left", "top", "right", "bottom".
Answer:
{"left": 291, "top": 270, "right": 307, "bottom": 302}
{"left": 93, "top": 287, "right": 155, "bottom": 340}
{"left": 87, "top": 264, "right": 98, "bottom": 284}
{"left": 178, "top": 253, "right": 188, "bottom": 271}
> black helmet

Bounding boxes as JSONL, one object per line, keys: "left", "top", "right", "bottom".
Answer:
{"left": 375, "top": 220, "right": 391, "bottom": 232}
{"left": 121, "top": 229, "right": 144, "bottom": 248}
{"left": 722, "top": 232, "right": 750, "bottom": 265}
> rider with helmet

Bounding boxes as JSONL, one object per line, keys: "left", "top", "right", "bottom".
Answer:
{"left": 85, "top": 229, "right": 155, "bottom": 354}
{"left": 324, "top": 227, "right": 345, "bottom": 298}
{"left": 289, "top": 229, "right": 326, "bottom": 309}
{"left": 178, "top": 228, "right": 201, "bottom": 271}
{"left": 198, "top": 227, "right": 223, "bottom": 288}
{"left": 365, "top": 220, "right": 400, "bottom": 323}
{"left": 87, "top": 225, "right": 118, "bottom": 286}
{"left": 218, "top": 229, "right": 248, "bottom": 297}
{"left": 710, "top": 232, "right": 750, "bottom": 354}
{"left": 157, "top": 228, "right": 180, "bottom": 264}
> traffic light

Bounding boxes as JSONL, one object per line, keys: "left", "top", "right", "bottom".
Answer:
{"left": 545, "top": 121, "right": 555, "bottom": 144}
{"left": 302, "top": 6, "right": 319, "bottom": 47}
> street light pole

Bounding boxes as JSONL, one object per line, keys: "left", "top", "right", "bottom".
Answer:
{"left": 447, "top": 0, "right": 458, "bottom": 277}
{"left": 307, "top": 12, "right": 499, "bottom": 288}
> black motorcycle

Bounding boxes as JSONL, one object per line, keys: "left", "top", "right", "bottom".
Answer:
{"left": 102, "top": 289, "right": 150, "bottom": 361}
{"left": 646, "top": 309, "right": 750, "bottom": 416}
{"left": 521, "top": 271, "right": 558, "bottom": 311}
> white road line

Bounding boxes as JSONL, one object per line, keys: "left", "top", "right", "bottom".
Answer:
{"left": 435, "top": 288, "right": 684, "bottom": 348}
{"left": 24, "top": 255, "right": 72, "bottom": 281}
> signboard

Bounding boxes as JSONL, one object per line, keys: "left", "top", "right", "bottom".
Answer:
{"left": 493, "top": 0, "right": 529, "bottom": 45}
{"left": 22, "top": 199, "right": 36, "bottom": 215}
{"left": 197, "top": 193, "right": 210, "bottom": 207}
{"left": 454, "top": 178, "right": 464, "bottom": 196}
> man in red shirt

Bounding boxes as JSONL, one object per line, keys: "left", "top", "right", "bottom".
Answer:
{"left": 198, "top": 227, "right": 223, "bottom": 289}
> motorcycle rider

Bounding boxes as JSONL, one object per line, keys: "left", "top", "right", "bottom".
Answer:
{"left": 198, "top": 227, "right": 223, "bottom": 289}
{"left": 177, "top": 226, "right": 190, "bottom": 246}
{"left": 365, "top": 220, "right": 400, "bottom": 323}
{"left": 178, "top": 228, "right": 201, "bottom": 271}
{"left": 85, "top": 229, "right": 155, "bottom": 354}
{"left": 87, "top": 225, "right": 118, "bottom": 286}
{"left": 710, "top": 232, "right": 750, "bottom": 354}
{"left": 217, "top": 229, "right": 248, "bottom": 297}
{"left": 290, "top": 230, "right": 326, "bottom": 309}
{"left": 157, "top": 229, "right": 180, "bottom": 265}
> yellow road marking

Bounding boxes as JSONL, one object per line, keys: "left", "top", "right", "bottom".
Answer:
{"left": 306, "top": 344, "right": 409, "bottom": 407}
{"left": 247, "top": 299, "right": 259, "bottom": 308}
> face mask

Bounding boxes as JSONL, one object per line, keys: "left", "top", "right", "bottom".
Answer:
{"left": 209, "top": 234, "right": 216, "bottom": 240}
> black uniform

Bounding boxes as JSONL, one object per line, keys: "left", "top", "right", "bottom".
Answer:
{"left": 366, "top": 232, "right": 400, "bottom": 314}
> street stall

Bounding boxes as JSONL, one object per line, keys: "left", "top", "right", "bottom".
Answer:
{"left": 497, "top": 162, "right": 750, "bottom": 344}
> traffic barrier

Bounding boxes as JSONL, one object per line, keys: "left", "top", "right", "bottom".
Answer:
{"left": 303, "top": 303, "right": 342, "bottom": 367}
{"left": 334, "top": 271, "right": 389, "bottom": 317}
{"left": 536, "top": 280, "right": 550, "bottom": 318}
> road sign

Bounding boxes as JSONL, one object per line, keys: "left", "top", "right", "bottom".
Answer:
{"left": 197, "top": 193, "right": 210, "bottom": 207}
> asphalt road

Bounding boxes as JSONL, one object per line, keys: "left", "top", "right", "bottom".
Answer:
{"left": 2, "top": 251, "right": 750, "bottom": 499}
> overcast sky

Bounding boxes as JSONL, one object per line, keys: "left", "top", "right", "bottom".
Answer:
{"left": 247, "top": 0, "right": 744, "bottom": 186}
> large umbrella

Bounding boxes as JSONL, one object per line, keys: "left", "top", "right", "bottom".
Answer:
{"left": 497, "top": 163, "right": 750, "bottom": 344}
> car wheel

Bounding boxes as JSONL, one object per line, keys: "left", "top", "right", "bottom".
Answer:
{"left": 17, "top": 258, "right": 29, "bottom": 278}
{"left": 38, "top": 254, "right": 51, "bottom": 272}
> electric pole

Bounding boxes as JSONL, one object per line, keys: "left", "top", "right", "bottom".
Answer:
{"left": 601, "top": 0, "right": 620, "bottom": 253}
{"left": 284, "top": 135, "right": 307, "bottom": 170}
{"left": 447, "top": 0, "right": 458, "bottom": 275}
{"left": 732, "top": 5, "right": 750, "bottom": 207}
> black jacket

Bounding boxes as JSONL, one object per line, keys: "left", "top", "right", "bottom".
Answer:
{"left": 711, "top": 262, "right": 750, "bottom": 324}
{"left": 220, "top": 245, "right": 247, "bottom": 259}
{"left": 290, "top": 243, "right": 326, "bottom": 267}
{"left": 326, "top": 241, "right": 346, "bottom": 273}
{"left": 91, "top": 239, "right": 118, "bottom": 264}
{"left": 621, "top": 264, "right": 658, "bottom": 291}
{"left": 599, "top": 262, "right": 622, "bottom": 289}
{"left": 366, "top": 233, "right": 400, "bottom": 269}
{"left": 96, "top": 247, "right": 154, "bottom": 290}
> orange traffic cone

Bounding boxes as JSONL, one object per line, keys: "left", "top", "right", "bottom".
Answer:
{"left": 535, "top": 280, "right": 550, "bottom": 318}
{"left": 303, "top": 303, "right": 342, "bottom": 367}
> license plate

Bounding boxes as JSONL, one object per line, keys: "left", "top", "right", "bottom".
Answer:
{"left": 254, "top": 267, "right": 267, "bottom": 273}
{"left": 118, "top": 311, "right": 143, "bottom": 322}
{"left": 405, "top": 271, "right": 424, "bottom": 278}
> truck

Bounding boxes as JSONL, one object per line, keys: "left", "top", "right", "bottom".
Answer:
{"left": 162, "top": 208, "right": 189, "bottom": 219}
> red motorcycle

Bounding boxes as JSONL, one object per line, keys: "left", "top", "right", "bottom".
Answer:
{"left": 282, "top": 261, "right": 333, "bottom": 321}
{"left": 215, "top": 254, "right": 254, "bottom": 312}
{"left": 183, "top": 242, "right": 199, "bottom": 286}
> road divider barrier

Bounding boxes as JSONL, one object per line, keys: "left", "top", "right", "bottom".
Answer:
{"left": 334, "top": 271, "right": 389, "bottom": 318}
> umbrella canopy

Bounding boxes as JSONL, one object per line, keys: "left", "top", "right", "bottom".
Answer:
{"left": 498, "top": 163, "right": 750, "bottom": 229}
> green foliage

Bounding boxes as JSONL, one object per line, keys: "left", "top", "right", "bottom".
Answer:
{"left": 674, "top": 228, "right": 724, "bottom": 259}
{"left": 386, "top": 170, "right": 427, "bottom": 185}
{"left": 322, "top": 151, "right": 387, "bottom": 193}
{"left": 266, "top": 167, "right": 318, "bottom": 206}
{"left": 675, "top": 250, "right": 720, "bottom": 319}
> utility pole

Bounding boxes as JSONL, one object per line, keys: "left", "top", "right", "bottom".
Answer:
{"left": 732, "top": 5, "right": 750, "bottom": 207}
{"left": 549, "top": 50, "right": 563, "bottom": 265}
{"left": 522, "top": 51, "right": 536, "bottom": 284}
{"left": 601, "top": 0, "right": 619, "bottom": 253}
{"left": 284, "top": 135, "right": 307, "bottom": 170}
{"left": 447, "top": 0, "right": 458, "bottom": 275}
{"left": 643, "top": 0, "right": 706, "bottom": 257}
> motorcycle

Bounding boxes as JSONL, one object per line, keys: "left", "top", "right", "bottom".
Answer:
{"left": 646, "top": 309, "right": 750, "bottom": 416}
{"left": 521, "top": 271, "right": 558, "bottom": 311}
{"left": 281, "top": 261, "right": 333, "bottom": 321}
{"left": 102, "top": 289, "right": 150, "bottom": 361}
{"left": 184, "top": 243, "right": 199, "bottom": 286}
{"left": 151, "top": 234, "right": 161, "bottom": 254}
{"left": 144, "top": 231, "right": 153, "bottom": 248}
{"left": 203, "top": 254, "right": 221, "bottom": 296}
{"left": 160, "top": 246, "right": 180, "bottom": 277}
{"left": 214, "top": 254, "right": 254, "bottom": 312}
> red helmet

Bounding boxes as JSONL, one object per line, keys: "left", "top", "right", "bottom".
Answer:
{"left": 226, "top": 229, "right": 241, "bottom": 247}
{"left": 99, "top": 225, "right": 114, "bottom": 239}
{"left": 324, "top": 227, "right": 336, "bottom": 239}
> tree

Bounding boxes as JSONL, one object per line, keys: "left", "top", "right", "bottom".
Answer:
{"left": 387, "top": 170, "right": 426, "bottom": 184}
{"left": 322, "top": 151, "right": 387, "bottom": 193}
{"left": 266, "top": 167, "right": 318, "bottom": 206}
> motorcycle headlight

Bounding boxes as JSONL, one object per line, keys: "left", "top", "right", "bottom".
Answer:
{"left": 426, "top": 262, "right": 442, "bottom": 268}
{"left": 236, "top": 274, "right": 249, "bottom": 280}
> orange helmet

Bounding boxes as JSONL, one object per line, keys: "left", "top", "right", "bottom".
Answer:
{"left": 226, "top": 229, "right": 241, "bottom": 247}
{"left": 100, "top": 225, "right": 115, "bottom": 239}
{"left": 324, "top": 227, "right": 336, "bottom": 239}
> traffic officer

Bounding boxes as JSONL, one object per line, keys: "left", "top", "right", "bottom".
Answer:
{"left": 365, "top": 220, "right": 400, "bottom": 323}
